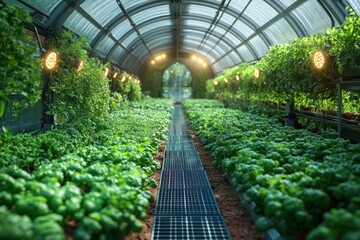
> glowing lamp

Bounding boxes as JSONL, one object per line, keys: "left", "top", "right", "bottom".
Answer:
{"left": 44, "top": 51, "right": 57, "bottom": 70}
{"left": 75, "top": 60, "right": 84, "bottom": 72}
{"left": 236, "top": 74, "right": 240, "bottom": 81}
{"left": 162, "top": 54, "right": 166, "bottom": 59}
{"left": 191, "top": 55, "right": 197, "bottom": 60}
{"left": 155, "top": 56, "right": 162, "bottom": 61}
{"left": 203, "top": 63, "right": 207, "bottom": 67}
{"left": 151, "top": 60, "right": 155, "bottom": 65}
{"left": 104, "top": 67, "right": 109, "bottom": 77}
{"left": 224, "top": 78, "right": 228, "bottom": 83}
{"left": 121, "top": 76, "right": 126, "bottom": 82}
{"left": 113, "top": 72, "right": 118, "bottom": 78}
{"left": 213, "top": 81, "right": 219, "bottom": 86}
{"left": 198, "top": 58, "right": 204, "bottom": 64}
{"left": 254, "top": 69, "right": 260, "bottom": 79}
{"left": 313, "top": 51, "right": 326, "bottom": 69}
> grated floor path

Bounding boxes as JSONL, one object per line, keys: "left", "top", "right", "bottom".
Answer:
{"left": 151, "top": 105, "right": 231, "bottom": 240}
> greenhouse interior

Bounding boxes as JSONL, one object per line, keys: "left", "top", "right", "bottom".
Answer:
{"left": 1, "top": 0, "right": 360, "bottom": 239}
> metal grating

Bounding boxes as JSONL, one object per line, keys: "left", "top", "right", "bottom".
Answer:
{"left": 159, "top": 171, "right": 210, "bottom": 189}
{"left": 152, "top": 216, "right": 231, "bottom": 240}
{"left": 155, "top": 189, "right": 220, "bottom": 215}
{"left": 152, "top": 105, "right": 231, "bottom": 239}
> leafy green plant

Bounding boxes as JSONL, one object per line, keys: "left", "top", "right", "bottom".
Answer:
{"left": 0, "top": 3, "right": 41, "bottom": 117}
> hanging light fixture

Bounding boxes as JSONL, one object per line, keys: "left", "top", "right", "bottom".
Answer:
{"left": 313, "top": 51, "right": 326, "bottom": 69}
{"left": 44, "top": 51, "right": 58, "bottom": 70}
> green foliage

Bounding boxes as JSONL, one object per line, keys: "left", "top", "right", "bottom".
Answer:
{"left": 184, "top": 99, "right": 360, "bottom": 238}
{"left": 0, "top": 99, "right": 172, "bottom": 239}
{"left": 0, "top": 3, "right": 41, "bottom": 117}
{"left": 45, "top": 31, "right": 110, "bottom": 125}
{"left": 112, "top": 72, "right": 141, "bottom": 102}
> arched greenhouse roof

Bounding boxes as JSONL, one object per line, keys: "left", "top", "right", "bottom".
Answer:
{"left": 6, "top": 0, "right": 360, "bottom": 75}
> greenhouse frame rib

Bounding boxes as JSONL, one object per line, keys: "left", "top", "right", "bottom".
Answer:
{"left": 151, "top": 105, "right": 231, "bottom": 239}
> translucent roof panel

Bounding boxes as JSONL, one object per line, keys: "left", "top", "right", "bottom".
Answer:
{"left": 121, "top": 0, "right": 153, "bottom": 11}
{"left": 237, "top": 45, "right": 256, "bottom": 62}
{"left": 80, "top": 0, "right": 122, "bottom": 27}
{"left": 139, "top": 20, "right": 172, "bottom": 35}
{"left": 122, "top": 31, "right": 139, "bottom": 48}
{"left": 243, "top": 0, "right": 279, "bottom": 26}
{"left": 181, "top": 47, "right": 217, "bottom": 63}
{"left": 291, "top": 0, "right": 334, "bottom": 35}
{"left": 131, "top": 5, "right": 170, "bottom": 25}
{"left": 232, "top": 20, "right": 255, "bottom": 38}
{"left": 147, "top": 37, "right": 172, "bottom": 50}
{"left": 64, "top": 10, "right": 101, "bottom": 43}
{"left": 227, "top": 50, "right": 242, "bottom": 65}
{"left": 228, "top": 0, "right": 249, "bottom": 12}
{"left": 347, "top": 0, "right": 360, "bottom": 14}
{"left": 224, "top": 31, "right": 242, "bottom": 46}
{"left": 278, "top": 0, "right": 297, "bottom": 8}
{"left": 183, "top": 19, "right": 211, "bottom": 29}
{"left": 218, "top": 55, "right": 234, "bottom": 70}
{"left": 111, "top": 19, "right": 132, "bottom": 40}
{"left": 264, "top": 18, "right": 298, "bottom": 45}
{"left": 218, "top": 12, "right": 237, "bottom": 24}
{"left": 94, "top": 37, "right": 116, "bottom": 57}
{"left": 109, "top": 46, "right": 125, "bottom": 63}
{"left": 184, "top": 4, "right": 217, "bottom": 17}
{"left": 212, "top": 62, "right": 223, "bottom": 75}
{"left": 248, "top": 36, "right": 269, "bottom": 58}
{"left": 21, "top": 0, "right": 61, "bottom": 14}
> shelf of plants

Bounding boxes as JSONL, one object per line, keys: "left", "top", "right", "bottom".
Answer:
{"left": 183, "top": 99, "right": 360, "bottom": 240}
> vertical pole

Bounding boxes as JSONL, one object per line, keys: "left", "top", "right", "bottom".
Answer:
{"left": 337, "top": 78, "right": 342, "bottom": 136}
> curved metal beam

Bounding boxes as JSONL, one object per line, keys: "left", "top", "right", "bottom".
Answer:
{"left": 90, "top": 0, "right": 272, "bottom": 52}
{"left": 119, "top": 25, "right": 246, "bottom": 64}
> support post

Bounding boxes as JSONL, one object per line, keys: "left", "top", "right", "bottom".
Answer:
{"left": 285, "top": 97, "right": 296, "bottom": 127}
{"left": 337, "top": 78, "right": 343, "bottom": 136}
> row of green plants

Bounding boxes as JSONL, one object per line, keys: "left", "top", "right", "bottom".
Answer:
{"left": 0, "top": 3, "right": 142, "bottom": 125}
{"left": 206, "top": 10, "right": 360, "bottom": 115}
{"left": 0, "top": 99, "right": 172, "bottom": 240}
{"left": 183, "top": 99, "right": 360, "bottom": 239}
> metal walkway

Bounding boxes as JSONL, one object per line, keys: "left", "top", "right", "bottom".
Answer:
{"left": 151, "top": 105, "right": 231, "bottom": 240}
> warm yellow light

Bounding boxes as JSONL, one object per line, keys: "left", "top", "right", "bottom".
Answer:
{"left": 224, "top": 78, "right": 228, "bottom": 83}
{"left": 191, "top": 55, "right": 197, "bottom": 60}
{"left": 236, "top": 74, "right": 240, "bottom": 81}
{"left": 313, "top": 51, "right": 326, "bottom": 69}
{"left": 76, "top": 60, "right": 84, "bottom": 72}
{"left": 254, "top": 69, "right": 260, "bottom": 79}
{"left": 213, "top": 81, "right": 219, "bottom": 86}
{"left": 162, "top": 54, "right": 166, "bottom": 59}
{"left": 151, "top": 60, "right": 155, "bottom": 65}
{"left": 45, "top": 51, "right": 57, "bottom": 70}
{"left": 203, "top": 63, "right": 207, "bottom": 67}
{"left": 198, "top": 58, "right": 204, "bottom": 64}
{"left": 121, "top": 76, "right": 126, "bottom": 82}
{"left": 113, "top": 72, "right": 118, "bottom": 78}
{"left": 170, "top": 70, "right": 174, "bottom": 74}
{"left": 104, "top": 67, "right": 109, "bottom": 77}
{"left": 155, "top": 56, "right": 162, "bottom": 61}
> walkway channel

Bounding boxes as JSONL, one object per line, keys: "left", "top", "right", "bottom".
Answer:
{"left": 151, "top": 105, "right": 231, "bottom": 239}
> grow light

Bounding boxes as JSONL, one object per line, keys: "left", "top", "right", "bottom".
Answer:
{"left": 224, "top": 78, "right": 228, "bottom": 83}
{"left": 313, "top": 51, "right": 326, "bottom": 69}
{"left": 254, "top": 69, "right": 260, "bottom": 79}
{"left": 236, "top": 74, "right": 240, "bottom": 81}
{"left": 104, "top": 67, "right": 109, "bottom": 77}
{"left": 44, "top": 51, "right": 57, "bottom": 70}
{"left": 113, "top": 72, "right": 118, "bottom": 78}
{"left": 75, "top": 60, "right": 83, "bottom": 72}
{"left": 213, "top": 81, "right": 218, "bottom": 86}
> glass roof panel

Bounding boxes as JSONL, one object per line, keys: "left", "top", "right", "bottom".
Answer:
{"left": 232, "top": 19, "right": 255, "bottom": 38}
{"left": 218, "top": 55, "right": 234, "bottom": 70}
{"left": 181, "top": 47, "right": 217, "bottom": 63}
{"left": 147, "top": 37, "right": 172, "bottom": 50}
{"left": 228, "top": 0, "right": 248, "bottom": 13}
{"left": 122, "top": 31, "right": 139, "bottom": 47}
{"left": 223, "top": 31, "right": 242, "bottom": 46}
{"left": 183, "top": 19, "right": 211, "bottom": 29}
{"left": 243, "top": 0, "right": 279, "bottom": 26}
{"left": 291, "top": 0, "right": 333, "bottom": 35}
{"left": 64, "top": 10, "right": 101, "bottom": 43}
{"left": 95, "top": 37, "right": 116, "bottom": 57}
{"left": 277, "top": 0, "right": 297, "bottom": 8}
{"left": 121, "top": 0, "right": 154, "bottom": 11}
{"left": 139, "top": 20, "right": 172, "bottom": 35}
{"left": 132, "top": 5, "right": 170, "bottom": 25}
{"left": 185, "top": 4, "right": 217, "bottom": 17}
{"left": 111, "top": 19, "right": 132, "bottom": 40}
{"left": 109, "top": 46, "right": 125, "bottom": 63}
{"left": 248, "top": 36, "right": 268, "bottom": 58}
{"left": 21, "top": 0, "right": 61, "bottom": 14}
{"left": 81, "top": 0, "right": 121, "bottom": 26}
{"left": 264, "top": 18, "right": 298, "bottom": 45}
{"left": 237, "top": 45, "right": 256, "bottom": 62}
{"left": 219, "top": 12, "right": 236, "bottom": 24}
{"left": 227, "top": 50, "right": 241, "bottom": 65}
{"left": 347, "top": 0, "right": 360, "bottom": 14}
